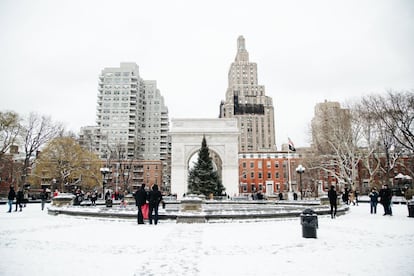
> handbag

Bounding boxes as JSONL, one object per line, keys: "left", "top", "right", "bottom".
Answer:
{"left": 142, "top": 203, "right": 149, "bottom": 219}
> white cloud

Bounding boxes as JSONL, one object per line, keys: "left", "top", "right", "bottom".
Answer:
{"left": 1, "top": 0, "right": 413, "bottom": 147}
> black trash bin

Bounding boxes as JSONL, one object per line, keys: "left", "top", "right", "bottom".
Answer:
{"left": 300, "top": 208, "right": 318, "bottom": 238}
{"left": 105, "top": 199, "right": 113, "bottom": 207}
{"left": 408, "top": 201, "right": 414, "bottom": 218}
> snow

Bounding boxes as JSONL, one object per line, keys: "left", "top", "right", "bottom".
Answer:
{"left": 1, "top": 202, "right": 413, "bottom": 276}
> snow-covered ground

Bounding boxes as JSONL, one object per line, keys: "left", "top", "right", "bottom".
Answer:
{"left": 1, "top": 202, "right": 413, "bottom": 276}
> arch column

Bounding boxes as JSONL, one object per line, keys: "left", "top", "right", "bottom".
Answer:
{"left": 170, "top": 118, "right": 240, "bottom": 199}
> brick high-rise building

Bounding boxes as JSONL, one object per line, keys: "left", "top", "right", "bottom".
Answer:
{"left": 219, "top": 36, "right": 276, "bottom": 152}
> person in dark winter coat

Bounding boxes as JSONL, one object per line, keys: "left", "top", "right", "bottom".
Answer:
{"left": 15, "top": 188, "right": 24, "bottom": 212}
{"left": 7, "top": 186, "right": 16, "bottom": 213}
{"left": 369, "top": 187, "right": 379, "bottom": 214}
{"left": 328, "top": 185, "right": 338, "bottom": 219}
{"left": 40, "top": 188, "right": 48, "bottom": 211}
{"left": 90, "top": 191, "right": 97, "bottom": 206}
{"left": 379, "top": 184, "right": 392, "bottom": 215}
{"left": 148, "top": 184, "right": 163, "bottom": 225}
{"left": 134, "top": 184, "right": 147, "bottom": 224}
{"left": 342, "top": 188, "right": 349, "bottom": 205}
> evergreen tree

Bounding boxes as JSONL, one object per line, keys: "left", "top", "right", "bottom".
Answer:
{"left": 187, "top": 136, "right": 225, "bottom": 197}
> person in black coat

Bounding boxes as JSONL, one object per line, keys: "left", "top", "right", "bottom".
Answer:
{"left": 7, "top": 186, "right": 16, "bottom": 213}
{"left": 368, "top": 187, "right": 379, "bottom": 214}
{"left": 40, "top": 188, "right": 48, "bottom": 211}
{"left": 328, "top": 185, "right": 338, "bottom": 219}
{"left": 15, "top": 188, "right": 24, "bottom": 212}
{"left": 134, "top": 184, "right": 147, "bottom": 224}
{"left": 379, "top": 184, "right": 392, "bottom": 215}
{"left": 148, "top": 184, "right": 163, "bottom": 225}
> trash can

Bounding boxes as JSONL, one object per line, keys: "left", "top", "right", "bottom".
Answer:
{"left": 408, "top": 201, "right": 414, "bottom": 218}
{"left": 300, "top": 208, "right": 318, "bottom": 238}
{"left": 105, "top": 198, "right": 113, "bottom": 207}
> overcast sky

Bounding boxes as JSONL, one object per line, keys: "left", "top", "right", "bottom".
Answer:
{"left": 1, "top": 0, "right": 413, "bottom": 148}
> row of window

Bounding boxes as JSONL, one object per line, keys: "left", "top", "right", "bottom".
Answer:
{"left": 241, "top": 171, "right": 286, "bottom": 179}
{"left": 242, "top": 161, "right": 285, "bottom": 169}
{"left": 104, "top": 72, "right": 131, "bottom": 77}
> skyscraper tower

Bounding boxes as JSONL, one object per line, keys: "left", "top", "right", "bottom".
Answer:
{"left": 97, "top": 62, "right": 144, "bottom": 159}
{"left": 96, "top": 62, "right": 170, "bottom": 161}
{"left": 219, "top": 36, "right": 276, "bottom": 152}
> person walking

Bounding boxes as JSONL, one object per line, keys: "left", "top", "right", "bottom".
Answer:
{"left": 379, "top": 184, "right": 392, "bottom": 216}
{"left": 328, "top": 185, "right": 338, "bottom": 219}
{"left": 148, "top": 184, "right": 163, "bottom": 225}
{"left": 7, "top": 186, "right": 16, "bottom": 213}
{"left": 369, "top": 187, "right": 379, "bottom": 214}
{"left": 342, "top": 188, "right": 349, "bottom": 205}
{"left": 134, "top": 184, "right": 147, "bottom": 224}
{"left": 90, "top": 191, "right": 97, "bottom": 206}
{"left": 40, "top": 188, "right": 48, "bottom": 211}
{"left": 15, "top": 188, "right": 24, "bottom": 212}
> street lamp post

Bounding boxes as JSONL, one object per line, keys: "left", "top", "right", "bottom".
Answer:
{"left": 100, "top": 167, "right": 110, "bottom": 200}
{"left": 296, "top": 164, "right": 305, "bottom": 200}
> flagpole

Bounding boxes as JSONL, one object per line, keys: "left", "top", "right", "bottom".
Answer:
{"left": 287, "top": 143, "right": 293, "bottom": 200}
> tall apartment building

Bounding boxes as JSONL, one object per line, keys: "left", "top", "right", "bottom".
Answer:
{"left": 311, "top": 100, "right": 351, "bottom": 155}
{"left": 219, "top": 36, "right": 276, "bottom": 152}
{"left": 97, "top": 62, "right": 144, "bottom": 159}
{"left": 95, "top": 62, "right": 170, "bottom": 189}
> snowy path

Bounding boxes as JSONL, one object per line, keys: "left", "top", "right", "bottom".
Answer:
{"left": 1, "top": 202, "right": 413, "bottom": 276}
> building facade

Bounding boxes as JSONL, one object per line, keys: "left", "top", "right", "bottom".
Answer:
{"left": 311, "top": 100, "right": 351, "bottom": 155}
{"left": 95, "top": 62, "right": 170, "bottom": 190}
{"left": 219, "top": 36, "right": 276, "bottom": 153}
{"left": 238, "top": 152, "right": 303, "bottom": 197}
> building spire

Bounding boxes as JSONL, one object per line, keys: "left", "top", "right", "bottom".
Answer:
{"left": 235, "top": 35, "right": 249, "bottom": 62}
{"left": 237, "top": 35, "right": 246, "bottom": 50}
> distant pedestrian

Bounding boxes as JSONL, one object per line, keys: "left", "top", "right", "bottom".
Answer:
{"left": 7, "top": 186, "right": 16, "bottom": 213}
{"left": 328, "top": 185, "right": 337, "bottom": 219}
{"left": 369, "top": 187, "right": 379, "bottom": 214}
{"left": 91, "top": 191, "right": 97, "bottom": 206}
{"left": 342, "top": 188, "right": 349, "bottom": 205}
{"left": 148, "top": 184, "right": 163, "bottom": 225}
{"left": 354, "top": 190, "right": 359, "bottom": 206}
{"left": 23, "top": 189, "right": 29, "bottom": 207}
{"left": 134, "top": 184, "right": 147, "bottom": 224}
{"left": 349, "top": 191, "right": 357, "bottom": 206}
{"left": 379, "top": 184, "right": 392, "bottom": 216}
{"left": 40, "top": 188, "right": 48, "bottom": 210}
{"left": 15, "top": 188, "right": 24, "bottom": 212}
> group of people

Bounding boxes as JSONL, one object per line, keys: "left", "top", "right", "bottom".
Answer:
{"left": 7, "top": 186, "right": 49, "bottom": 212}
{"left": 134, "top": 183, "right": 163, "bottom": 225}
{"left": 328, "top": 184, "right": 394, "bottom": 219}
{"left": 368, "top": 184, "right": 393, "bottom": 215}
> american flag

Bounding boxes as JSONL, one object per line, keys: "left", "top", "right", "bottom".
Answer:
{"left": 288, "top": 137, "right": 296, "bottom": 152}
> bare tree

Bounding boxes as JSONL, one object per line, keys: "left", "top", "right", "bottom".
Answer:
{"left": 19, "top": 113, "right": 63, "bottom": 186}
{"left": 362, "top": 90, "right": 414, "bottom": 152}
{"left": 0, "top": 111, "right": 20, "bottom": 159}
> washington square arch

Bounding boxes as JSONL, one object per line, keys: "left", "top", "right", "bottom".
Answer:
{"left": 170, "top": 118, "right": 239, "bottom": 199}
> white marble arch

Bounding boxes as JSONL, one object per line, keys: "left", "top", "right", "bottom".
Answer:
{"left": 170, "top": 118, "right": 240, "bottom": 199}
